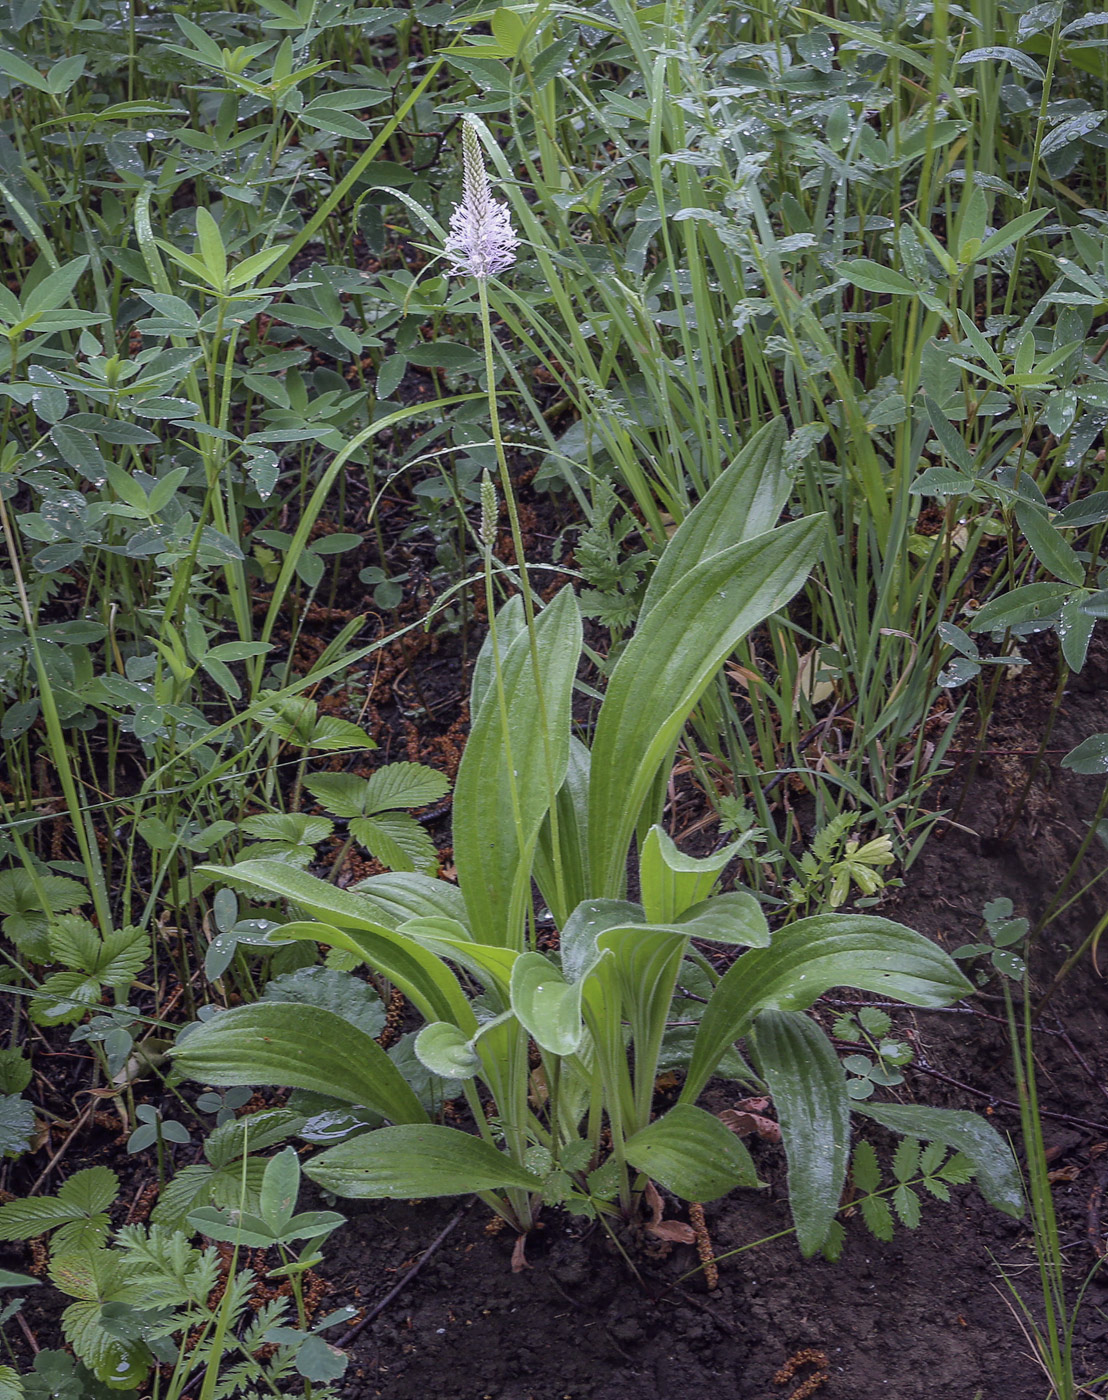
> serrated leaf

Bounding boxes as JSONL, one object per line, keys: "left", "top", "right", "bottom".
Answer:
{"left": 303, "top": 772, "right": 371, "bottom": 818}
{"left": 309, "top": 716, "right": 376, "bottom": 751}
{"left": 241, "top": 812, "right": 334, "bottom": 845}
{"left": 349, "top": 812, "right": 438, "bottom": 873}
{"left": 892, "top": 1136, "right": 919, "bottom": 1183}
{"left": 0, "top": 1197, "right": 78, "bottom": 1241}
{"left": 919, "top": 1140, "right": 947, "bottom": 1175}
{"left": 851, "top": 1140, "right": 882, "bottom": 1195}
{"left": 938, "top": 1151, "right": 975, "bottom": 1184}
{"left": 261, "top": 967, "right": 385, "bottom": 1038}
{"left": 820, "top": 1219, "right": 846, "bottom": 1262}
{"left": 860, "top": 1192, "right": 895, "bottom": 1242}
{"left": 58, "top": 1168, "right": 119, "bottom": 1216}
{"left": 855, "top": 1105, "right": 1018, "bottom": 1213}
{"left": 921, "top": 1174, "right": 951, "bottom": 1202}
{"left": 892, "top": 1182, "right": 921, "bottom": 1228}
{"left": 363, "top": 762, "right": 450, "bottom": 813}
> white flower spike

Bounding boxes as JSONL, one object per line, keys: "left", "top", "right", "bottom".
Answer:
{"left": 444, "top": 119, "right": 519, "bottom": 280}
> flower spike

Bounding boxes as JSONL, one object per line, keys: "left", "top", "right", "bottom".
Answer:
{"left": 443, "top": 119, "right": 519, "bottom": 280}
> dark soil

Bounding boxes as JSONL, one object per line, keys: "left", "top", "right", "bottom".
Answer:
{"left": 319, "top": 637, "right": 1108, "bottom": 1400}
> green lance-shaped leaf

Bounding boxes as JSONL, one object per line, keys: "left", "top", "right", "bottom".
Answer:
{"left": 589, "top": 517, "right": 825, "bottom": 897}
{"left": 752, "top": 1010, "right": 851, "bottom": 1256}
{"left": 640, "top": 417, "right": 792, "bottom": 616}
{"left": 453, "top": 585, "right": 581, "bottom": 945}
{"left": 533, "top": 734, "right": 591, "bottom": 928}
{"left": 1014, "top": 502, "right": 1086, "bottom": 587}
{"left": 171, "top": 1003, "right": 428, "bottom": 1125}
{"left": 305, "top": 1124, "right": 543, "bottom": 1199}
{"left": 623, "top": 1103, "right": 761, "bottom": 1202}
{"left": 854, "top": 1102, "right": 1023, "bottom": 1217}
{"left": 680, "top": 915, "right": 972, "bottom": 1106}
{"left": 200, "top": 858, "right": 464, "bottom": 931}
{"left": 639, "top": 824, "right": 736, "bottom": 924}
{"left": 270, "top": 920, "right": 476, "bottom": 1033}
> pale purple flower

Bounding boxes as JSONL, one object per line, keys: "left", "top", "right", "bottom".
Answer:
{"left": 443, "top": 120, "right": 519, "bottom": 280}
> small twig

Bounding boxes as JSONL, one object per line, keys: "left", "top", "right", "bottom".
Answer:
{"left": 336, "top": 1199, "right": 474, "bottom": 1349}
{"left": 15, "top": 1309, "right": 40, "bottom": 1355}
{"left": 29, "top": 1100, "right": 97, "bottom": 1195}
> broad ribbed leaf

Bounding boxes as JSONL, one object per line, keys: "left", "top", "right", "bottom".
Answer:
{"left": 305, "top": 1125, "right": 542, "bottom": 1198}
{"left": 347, "top": 870, "right": 468, "bottom": 926}
{"left": 453, "top": 585, "right": 581, "bottom": 945}
{"left": 172, "top": 1003, "right": 427, "bottom": 1125}
{"left": 854, "top": 1102, "right": 1023, "bottom": 1217}
{"left": 753, "top": 1010, "right": 850, "bottom": 1256}
{"left": 589, "top": 518, "right": 824, "bottom": 897}
{"left": 639, "top": 824, "right": 735, "bottom": 923}
{"left": 681, "top": 915, "right": 971, "bottom": 1105}
{"left": 641, "top": 417, "right": 791, "bottom": 615}
{"left": 200, "top": 858, "right": 422, "bottom": 930}
{"left": 399, "top": 917, "right": 517, "bottom": 1000}
{"left": 414, "top": 1022, "right": 482, "bottom": 1078}
{"left": 624, "top": 1104, "right": 760, "bottom": 1202}
{"left": 533, "top": 734, "right": 591, "bottom": 927}
{"left": 510, "top": 953, "right": 584, "bottom": 1055}
{"left": 674, "top": 891, "right": 769, "bottom": 947}
{"left": 278, "top": 919, "right": 475, "bottom": 1030}
{"left": 470, "top": 595, "right": 527, "bottom": 718}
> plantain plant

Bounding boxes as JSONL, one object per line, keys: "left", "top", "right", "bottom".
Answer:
{"left": 174, "top": 422, "right": 1022, "bottom": 1252}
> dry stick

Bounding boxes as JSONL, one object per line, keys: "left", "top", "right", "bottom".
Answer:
{"left": 912, "top": 1059, "right": 1108, "bottom": 1134}
{"left": 29, "top": 1099, "right": 98, "bottom": 1195}
{"left": 335, "top": 1199, "right": 474, "bottom": 1349}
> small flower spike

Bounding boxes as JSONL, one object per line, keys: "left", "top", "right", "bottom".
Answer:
{"left": 443, "top": 119, "right": 519, "bottom": 280}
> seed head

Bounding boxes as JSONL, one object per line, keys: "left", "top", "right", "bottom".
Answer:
{"left": 479, "top": 469, "right": 498, "bottom": 547}
{"left": 443, "top": 119, "right": 519, "bottom": 280}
